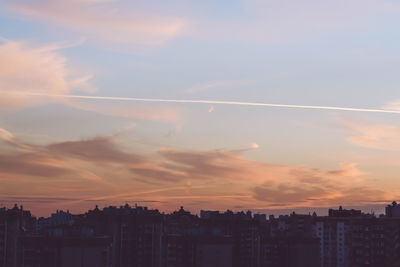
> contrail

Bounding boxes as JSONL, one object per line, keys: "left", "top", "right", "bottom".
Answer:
{"left": 14, "top": 92, "right": 400, "bottom": 114}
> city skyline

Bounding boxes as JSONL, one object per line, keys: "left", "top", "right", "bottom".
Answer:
{"left": 0, "top": 201, "right": 394, "bottom": 219}
{"left": 1, "top": 0, "right": 400, "bottom": 217}
{"left": 6, "top": 201, "right": 400, "bottom": 267}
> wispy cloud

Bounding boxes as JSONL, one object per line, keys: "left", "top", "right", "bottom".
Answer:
{"left": 0, "top": 153, "right": 72, "bottom": 178}
{"left": 327, "top": 162, "right": 365, "bottom": 177}
{"left": 0, "top": 128, "right": 392, "bottom": 215}
{"left": 343, "top": 120, "right": 400, "bottom": 151}
{"left": 253, "top": 168, "right": 387, "bottom": 208}
{"left": 0, "top": 128, "right": 14, "bottom": 143}
{"left": 0, "top": 40, "right": 183, "bottom": 121}
{"left": 383, "top": 100, "right": 400, "bottom": 112}
{"left": 47, "top": 137, "right": 145, "bottom": 164}
{"left": 5, "top": 0, "right": 400, "bottom": 48}
{"left": 0, "top": 40, "right": 94, "bottom": 112}
{"left": 0, "top": 127, "right": 33, "bottom": 151}
{"left": 7, "top": 0, "right": 187, "bottom": 46}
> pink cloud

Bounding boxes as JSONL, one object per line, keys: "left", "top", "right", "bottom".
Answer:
{"left": 0, "top": 40, "right": 92, "bottom": 112}
{"left": 343, "top": 120, "right": 400, "bottom": 151}
{"left": 0, "top": 40, "right": 183, "bottom": 121}
{"left": 8, "top": 0, "right": 187, "bottom": 46}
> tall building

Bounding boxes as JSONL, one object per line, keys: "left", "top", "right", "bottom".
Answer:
{"left": 349, "top": 217, "right": 385, "bottom": 267}
{"left": 314, "top": 217, "right": 350, "bottom": 267}
{"left": 199, "top": 209, "right": 260, "bottom": 267}
{"left": 385, "top": 201, "right": 400, "bottom": 218}
{"left": 86, "top": 204, "right": 163, "bottom": 267}
{"left": 0, "top": 205, "right": 35, "bottom": 267}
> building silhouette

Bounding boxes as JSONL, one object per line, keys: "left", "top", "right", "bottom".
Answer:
{"left": 1, "top": 203, "right": 400, "bottom": 266}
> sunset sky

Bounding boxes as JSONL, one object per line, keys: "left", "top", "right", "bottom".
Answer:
{"left": 1, "top": 0, "right": 400, "bottom": 217}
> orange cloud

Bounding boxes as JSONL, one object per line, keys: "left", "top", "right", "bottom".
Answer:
{"left": 47, "top": 137, "right": 146, "bottom": 164}
{"left": 0, "top": 153, "right": 72, "bottom": 178}
{"left": 0, "top": 128, "right": 392, "bottom": 215}
{"left": 327, "top": 162, "right": 365, "bottom": 177}
{"left": 253, "top": 183, "right": 329, "bottom": 204}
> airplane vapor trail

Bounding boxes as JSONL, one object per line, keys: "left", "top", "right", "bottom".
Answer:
{"left": 14, "top": 92, "right": 400, "bottom": 115}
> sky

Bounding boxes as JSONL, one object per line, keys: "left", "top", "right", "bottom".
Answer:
{"left": 1, "top": 0, "right": 400, "bottom": 217}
